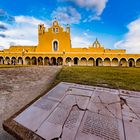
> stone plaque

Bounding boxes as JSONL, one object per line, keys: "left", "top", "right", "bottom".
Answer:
{"left": 36, "top": 101, "right": 72, "bottom": 139}
{"left": 121, "top": 95, "right": 140, "bottom": 140}
{"left": 68, "top": 87, "right": 93, "bottom": 97}
{"left": 88, "top": 90, "right": 122, "bottom": 119}
{"left": 13, "top": 82, "right": 140, "bottom": 140}
{"left": 43, "top": 82, "right": 69, "bottom": 101}
{"left": 123, "top": 119, "right": 140, "bottom": 140}
{"left": 14, "top": 98, "right": 59, "bottom": 132}
{"left": 120, "top": 90, "right": 140, "bottom": 98}
{"left": 75, "top": 111, "right": 124, "bottom": 140}
{"left": 61, "top": 106, "right": 85, "bottom": 140}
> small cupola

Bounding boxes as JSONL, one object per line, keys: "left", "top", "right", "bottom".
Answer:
{"left": 92, "top": 38, "right": 101, "bottom": 48}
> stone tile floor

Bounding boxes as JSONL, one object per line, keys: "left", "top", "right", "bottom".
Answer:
{"left": 0, "top": 66, "right": 62, "bottom": 140}
{"left": 11, "top": 82, "right": 140, "bottom": 140}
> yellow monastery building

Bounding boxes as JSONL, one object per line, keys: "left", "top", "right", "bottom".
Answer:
{"left": 0, "top": 20, "right": 140, "bottom": 67}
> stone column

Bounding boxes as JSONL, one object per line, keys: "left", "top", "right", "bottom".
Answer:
{"left": 110, "top": 60, "right": 112, "bottom": 67}
{"left": 43, "top": 58, "right": 45, "bottom": 65}
{"left": 134, "top": 60, "right": 136, "bottom": 67}
{"left": 23, "top": 57, "right": 26, "bottom": 65}
{"left": 127, "top": 61, "right": 129, "bottom": 67}
{"left": 62, "top": 51, "right": 65, "bottom": 66}
{"left": 102, "top": 60, "right": 104, "bottom": 66}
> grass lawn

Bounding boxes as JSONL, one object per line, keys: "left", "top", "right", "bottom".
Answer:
{"left": 54, "top": 66, "right": 140, "bottom": 91}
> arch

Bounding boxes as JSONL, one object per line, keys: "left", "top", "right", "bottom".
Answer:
{"left": 104, "top": 58, "right": 111, "bottom": 66}
{"left": 25, "top": 57, "right": 31, "bottom": 65}
{"left": 51, "top": 57, "right": 57, "bottom": 65}
{"left": 11, "top": 57, "right": 17, "bottom": 65}
{"left": 96, "top": 58, "right": 103, "bottom": 66}
{"left": 87, "top": 58, "right": 95, "bottom": 66}
{"left": 32, "top": 57, "right": 37, "bottom": 65}
{"left": 66, "top": 57, "right": 72, "bottom": 66}
{"left": 38, "top": 57, "right": 43, "bottom": 65}
{"left": 128, "top": 58, "right": 135, "bottom": 67}
{"left": 18, "top": 57, "right": 23, "bottom": 65}
{"left": 79, "top": 57, "right": 87, "bottom": 66}
{"left": 66, "top": 57, "right": 72, "bottom": 63}
{"left": 5, "top": 57, "right": 10, "bottom": 65}
{"left": 136, "top": 58, "right": 140, "bottom": 67}
{"left": 44, "top": 57, "right": 50, "bottom": 65}
{"left": 52, "top": 40, "right": 59, "bottom": 51}
{"left": 0, "top": 56, "right": 4, "bottom": 64}
{"left": 120, "top": 58, "right": 127, "bottom": 67}
{"left": 73, "top": 57, "right": 79, "bottom": 65}
{"left": 112, "top": 58, "right": 119, "bottom": 67}
{"left": 57, "top": 57, "right": 63, "bottom": 65}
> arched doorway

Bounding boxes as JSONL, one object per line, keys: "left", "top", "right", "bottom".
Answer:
{"left": 57, "top": 57, "right": 63, "bottom": 65}
{"left": 66, "top": 57, "right": 72, "bottom": 66}
{"left": 80, "top": 57, "right": 87, "bottom": 66}
{"left": 5, "top": 57, "right": 10, "bottom": 64}
{"left": 51, "top": 57, "right": 57, "bottom": 65}
{"left": 129, "top": 61, "right": 133, "bottom": 67}
{"left": 11, "top": 57, "right": 16, "bottom": 65}
{"left": 25, "top": 57, "right": 30, "bottom": 65}
{"left": 136, "top": 58, "right": 140, "bottom": 67}
{"left": 44, "top": 57, "right": 49, "bottom": 65}
{"left": 0, "top": 57, "right": 4, "bottom": 64}
{"left": 128, "top": 58, "right": 135, "bottom": 67}
{"left": 120, "top": 58, "right": 127, "bottom": 67}
{"left": 73, "top": 57, "right": 79, "bottom": 65}
{"left": 96, "top": 58, "right": 103, "bottom": 66}
{"left": 18, "top": 57, "right": 23, "bottom": 65}
{"left": 104, "top": 58, "right": 111, "bottom": 66}
{"left": 112, "top": 58, "right": 119, "bottom": 67}
{"left": 38, "top": 57, "right": 43, "bottom": 65}
{"left": 88, "top": 58, "right": 95, "bottom": 66}
{"left": 32, "top": 57, "right": 37, "bottom": 65}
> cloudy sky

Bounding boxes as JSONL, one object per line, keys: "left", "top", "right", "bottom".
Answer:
{"left": 0, "top": 0, "right": 140, "bottom": 53}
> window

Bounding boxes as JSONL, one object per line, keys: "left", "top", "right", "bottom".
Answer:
{"left": 53, "top": 28, "right": 55, "bottom": 32}
{"left": 53, "top": 41, "right": 58, "bottom": 51}
{"left": 55, "top": 28, "right": 58, "bottom": 33}
{"left": 53, "top": 28, "right": 59, "bottom": 33}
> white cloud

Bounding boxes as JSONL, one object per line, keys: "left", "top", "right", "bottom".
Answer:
{"left": 15, "top": 16, "right": 45, "bottom": 25}
{"left": 71, "top": 36, "right": 90, "bottom": 48}
{"left": 71, "top": 34, "right": 92, "bottom": 48}
{"left": 51, "top": 7, "right": 81, "bottom": 24}
{"left": 58, "top": 0, "right": 108, "bottom": 22}
{"left": 0, "top": 16, "right": 49, "bottom": 49}
{"left": 114, "top": 18, "right": 140, "bottom": 53}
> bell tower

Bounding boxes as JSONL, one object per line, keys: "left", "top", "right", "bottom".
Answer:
{"left": 66, "top": 24, "right": 70, "bottom": 33}
{"left": 36, "top": 20, "right": 71, "bottom": 52}
{"left": 38, "top": 24, "right": 45, "bottom": 35}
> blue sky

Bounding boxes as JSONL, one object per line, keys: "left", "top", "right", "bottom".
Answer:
{"left": 0, "top": 0, "right": 140, "bottom": 53}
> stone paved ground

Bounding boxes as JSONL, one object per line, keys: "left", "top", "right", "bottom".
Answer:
{"left": 0, "top": 66, "right": 62, "bottom": 140}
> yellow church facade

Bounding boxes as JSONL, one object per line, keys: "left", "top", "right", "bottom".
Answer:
{"left": 0, "top": 20, "right": 140, "bottom": 67}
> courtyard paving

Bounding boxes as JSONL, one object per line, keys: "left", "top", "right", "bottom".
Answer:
{"left": 4, "top": 82, "right": 140, "bottom": 140}
{"left": 0, "top": 66, "right": 62, "bottom": 140}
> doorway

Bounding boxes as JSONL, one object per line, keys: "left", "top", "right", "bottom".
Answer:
{"left": 74, "top": 57, "right": 78, "bottom": 65}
